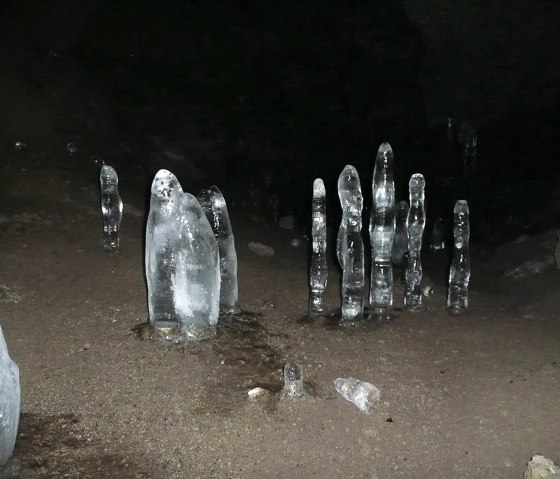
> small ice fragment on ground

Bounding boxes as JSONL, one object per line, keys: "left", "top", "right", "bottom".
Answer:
{"left": 247, "top": 387, "right": 269, "bottom": 399}
{"left": 334, "top": 377, "right": 380, "bottom": 413}
{"left": 281, "top": 363, "right": 309, "bottom": 399}
{"left": 524, "top": 455, "right": 560, "bottom": 479}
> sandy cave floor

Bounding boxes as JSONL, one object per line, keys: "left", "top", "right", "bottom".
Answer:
{"left": 0, "top": 158, "right": 559, "bottom": 479}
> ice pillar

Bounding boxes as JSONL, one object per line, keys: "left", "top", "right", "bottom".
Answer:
{"left": 337, "top": 165, "right": 364, "bottom": 320}
{"left": 100, "top": 165, "right": 123, "bottom": 252}
{"left": 404, "top": 174, "right": 426, "bottom": 309}
{"left": 447, "top": 200, "right": 470, "bottom": 314}
{"left": 0, "top": 323, "right": 20, "bottom": 467}
{"left": 309, "top": 178, "right": 327, "bottom": 315}
{"left": 198, "top": 186, "right": 239, "bottom": 314}
{"left": 369, "top": 143, "right": 396, "bottom": 312}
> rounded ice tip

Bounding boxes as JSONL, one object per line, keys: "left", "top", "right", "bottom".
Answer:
{"left": 313, "top": 178, "right": 325, "bottom": 196}
{"left": 378, "top": 142, "right": 393, "bottom": 154}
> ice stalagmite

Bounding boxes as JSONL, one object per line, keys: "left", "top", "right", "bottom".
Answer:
{"left": 174, "top": 193, "right": 220, "bottom": 339}
{"left": 404, "top": 174, "right": 426, "bottom": 309}
{"left": 145, "top": 170, "right": 184, "bottom": 336}
{"left": 337, "top": 165, "right": 364, "bottom": 320}
{"left": 198, "top": 186, "right": 239, "bottom": 314}
{"left": 369, "top": 143, "right": 396, "bottom": 312}
{"left": 309, "top": 178, "right": 327, "bottom": 315}
{"left": 447, "top": 200, "right": 470, "bottom": 314}
{"left": 392, "top": 200, "right": 409, "bottom": 266}
{"left": 0, "top": 323, "right": 20, "bottom": 467}
{"left": 100, "top": 165, "right": 123, "bottom": 252}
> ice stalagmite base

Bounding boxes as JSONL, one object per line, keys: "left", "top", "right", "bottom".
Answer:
{"left": 404, "top": 174, "right": 426, "bottom": 309}
{"left": 337, "top": 165, "right": 364, "bottom": 320}
{"left": 198, "top": 186, "right": 239, "bottom": 314}
{"left": 100, "top": 165, "right": 123, "bottom": 252}
{"left": 0, "top": 323, "right": 20, "bottom": 467}
{"left": 369, "top": 143, "right": 396, "bottom": 314}
{"left": 447, "top": 200, "right": 470, "bottom": 315}
{"left": 309, "top": 178, "right": 327, "bottom": 315}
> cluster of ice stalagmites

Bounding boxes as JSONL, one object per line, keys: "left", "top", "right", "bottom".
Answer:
{"left": 307, "top": 143, "right": 470, "bottom": 319}
{"left": 146, "top": 169, "right": 225, "bottom": 341}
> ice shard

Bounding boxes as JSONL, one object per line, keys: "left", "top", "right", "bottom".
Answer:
{"left": 404, "top": 174, "right": 426, "bottom": 309}
{"left": 447, "top": 200, "right": 470, "bottom": 314}
{"left": 173, "top": 192, "right": 220, "bottom": 339}
{"left": 145, "top": 169, "right": 184, "bottom": 336}
{"left": 309, "top": 178, "right": 327, "bottom": 315}
{"left": 392, "top": 200, "right": 409, "bottom": 266}
{"left": 368, "top": 143, "right": 396, "bottom": 312}
{"left": 197, "top": 186, "right": 239, "bottom": 314}
{"left": 281, "top": 363, "right": 307, "bottom": 399}
{"left": 100, "top": 165, "right": 123, "bottom": 252}
{"left": 0, "top": 323, "right": 20, "bottom": 467}
{"left": 337, "top": 165, "right": 364, "bottom": 320}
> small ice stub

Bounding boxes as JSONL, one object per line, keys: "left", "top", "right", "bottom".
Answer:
{"left": 447, "top": 200, "right": 470, "bottom": 314}
{"left": 334, "top": 377, "right": 380, "bottom": 413}
{"left": 392, "top": 200, "right": 409, "bottom": 266}
{"left": 100, "top": 165, "right": 123, "bottom": 252}
{"left": 309, "top": 178, "right": 327, "bottom": 315}
{"left": 369, "top": 142, "right": 396, "bottom": 312}
{"left": 0, "top": 323, "right": 20, "bottom": 467}
{"left": 173, "top": 192, "right": 220, "bottom": 339}
{"left": 404, "top": 174, "right": 426, "bottom": 309}
{"left": 337, "top": 165, "right": 365, "bottom": 320}
{"left": 281, "top": 363, "right": 307, "bottom": 399}
{"left": 197, "top": 186, "right": 239, "bottom": 314}
{"left": 145, "top": 169, "right": 184, "bottom": 336}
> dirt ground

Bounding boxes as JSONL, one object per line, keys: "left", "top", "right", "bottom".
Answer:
{"left": 0, "top": 147, "right": 559, "bottom": 479}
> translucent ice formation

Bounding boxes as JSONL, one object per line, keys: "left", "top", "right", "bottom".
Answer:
{"left": 198, "top": 186, "right": 239, "bottom": 314}
{"left": 100, "top": 165, "right": 123, "bottom": 252}
{"left": 145, "top": 170, "right": 219, "bottom": 340}
{"left": 0, "top": 323, "right": 20, "bottom": 466}
{"left": 447, "top": 200, "right": 470, "bottom": 314}
{"left": 173, "top": 192, "right": 220, "bottom": 339}
{"left": 404, "top": 174, "right": 426, "bottom": 309}
{"left": 334, "top": 377, "right": 380, "bottom": 413}
{"left": 337, "top": 165, "right": 364, "bottom": 320}
{"left": 369, "top": 143, "right": 396, "bottom": 312}
{"left": 281, "top": 363, "right": 307, "bottom": 399}
{"left": 392, "top": 200, "right": 409, "bottom": 266}
{"left": 309, "top": 178, "right": 327, "bottom": 315}
{"left": 430, "top": 217, "right": 446, "bottom": 251}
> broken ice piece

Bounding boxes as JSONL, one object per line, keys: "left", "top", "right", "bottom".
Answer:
{"left": 334, "top": 377, "right": 380, "bottom": 413}
{"left": 0, "top": 323, "right": 20, "bottom": 466}
{"left": 524, "top": 455, "right": 560, "bottom": 479}
{"left": 247, "top": 387, "right": 269, "bottom": 399}
{"left": 281, "top": 363, "right": 308, "bottom": 399}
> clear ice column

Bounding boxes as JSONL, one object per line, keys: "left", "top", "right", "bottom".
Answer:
{"left": 0, "top": 323, "right": 20, "bottom": 467}
{"left": 145, "top": 169, "right": 184, "bottom": 335}
{"left": 337, "top": 165, "right": 365, "bottom": 320}
{"left": 447, "top": 200, "right": 470, "bottom": 314}
{"left": 198, "top": 186, "right": 239, "bottom": 314}
{"left": 100, "top": 165, "right": 123, "bottom": 252}
{"left": 369, "top": 143, "right": 396, "bottom": 312}
{"left": 392, "top": 200, "right": 409, "bottom": 267}
{"left": 404, "top": 174, "right": 426, "bottom": 309}
{"left": 309, "top": 178, "right": 327, "bottom": 315}
{"left": 174, "top": 193, "right": 220, "bottom": 339}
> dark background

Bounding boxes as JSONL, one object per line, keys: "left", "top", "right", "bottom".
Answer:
{"left": 1, "top": 0, "right": 559, "bottom": 241}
